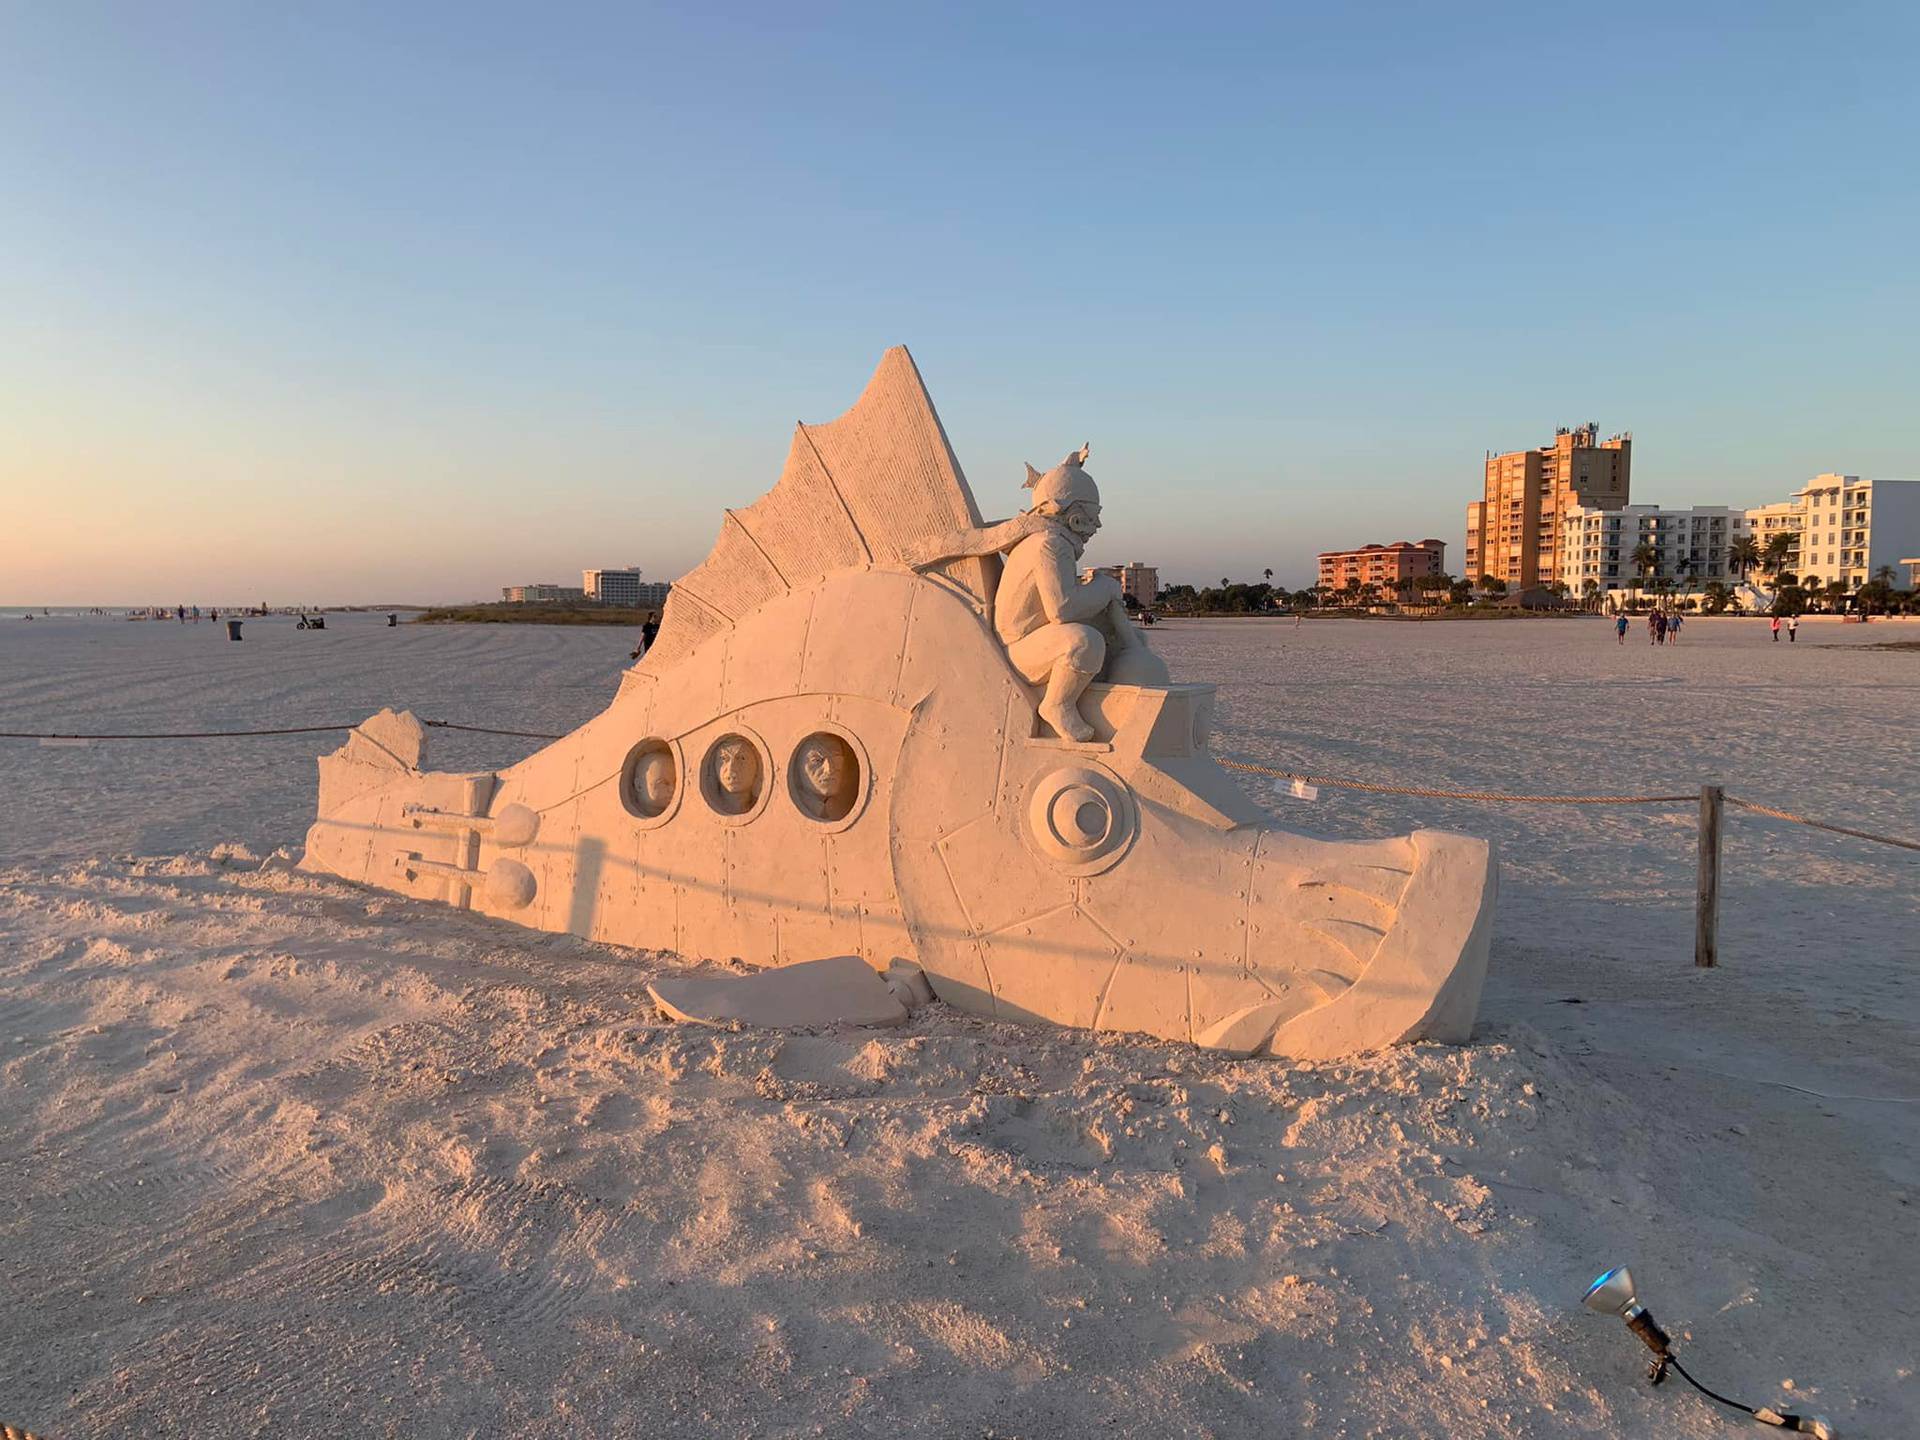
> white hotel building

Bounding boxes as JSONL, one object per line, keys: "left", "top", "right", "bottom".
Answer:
{"left": 1556, "top": 504, "right": 1753, "bottom": 596}
{"left": 1781, "top": 475, "right": 1920, "bottom": 591}
{"left": 1558, "top": 475, "right": 1920, "bottom": 598}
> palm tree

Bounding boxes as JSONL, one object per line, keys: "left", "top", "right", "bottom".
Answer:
{"left": 1631, "top": 541, "right": 1658, "bottom": 587}
{"left": 1264, "top": 568, "right": 1274, "bottom": 584}
{"left": 1762, "top": 532, "right": 1793, "bottom": 576}
{"left": 1702, "top": 580, "right": 1733, "bottom": 615}
{"left": 1729, "top": 535, "right": 1760, "bottom": 579}
{"left": 1477, "top": 572, "right": 1503, "bottom": 597}
{"left": 1874, "top": 563, "right": 1897, "bottom": 588}
{"left": 1581, "top": 577, "right": 1601, "bottom": 612}
{"left": 1220, "top": 576, "right": 1230, "bottom": 590}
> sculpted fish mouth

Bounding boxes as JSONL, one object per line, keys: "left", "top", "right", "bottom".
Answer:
{"left": 301, "top": 348, "right": 1496, "bottom": 1058}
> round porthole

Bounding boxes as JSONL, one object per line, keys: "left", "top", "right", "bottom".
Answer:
{"left": 786, "top": 727, "right": 870, "bottom": 830}
{"left": 619, "top": 738, "right": 683, "bottom": 826}
{"left": 1022, "top": 762, "right": 1137, "bottom": 875}
{"left": 700, "top": 730, "right": 773, "bottom": 824}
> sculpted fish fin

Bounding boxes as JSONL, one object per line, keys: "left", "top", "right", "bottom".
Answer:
{"left": 638, "top": 346, "right": 995, "bottom": 678}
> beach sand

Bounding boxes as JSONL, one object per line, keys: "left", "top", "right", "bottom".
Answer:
{"left": 2, "top": 613, "right": 1914, "bottom": 1438}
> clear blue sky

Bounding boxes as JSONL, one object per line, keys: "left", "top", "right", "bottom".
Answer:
{"left": 4, "top": 1, "right": 1917, "bottom": 603}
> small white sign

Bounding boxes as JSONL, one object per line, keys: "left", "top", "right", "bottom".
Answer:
{"left": 1273, "top": 777, "right": 1318, "bottom": 801}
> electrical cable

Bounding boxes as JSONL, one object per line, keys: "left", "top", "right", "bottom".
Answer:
{"left": 1668, "top": 1356, "right": 1753, "bottom": 1412}
{"left": 1668, "top": 1356, "right": 1833, "bottom": 1436}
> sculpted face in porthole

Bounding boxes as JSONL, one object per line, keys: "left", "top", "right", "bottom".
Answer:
{"left": 794, "top": 734, "right": 858, "bottom": 822}
{"left": 635, "top": 749, "right": 676, "bottom": 815}
{"left": 710, "top": 736, "right": 762, "bottom": 815}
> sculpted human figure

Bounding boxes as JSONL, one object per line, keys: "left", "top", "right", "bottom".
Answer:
{"left": 633, "top": 747, "right": 676, "bottom": 816}
{"left": 793, "top": 734, "right": 857, "bottom": 821}
{"left": 910, "top": 444, "right": 1166, "bottom": 741}
{"left": 709, "top": 736, "right": 762, "bottom": 815}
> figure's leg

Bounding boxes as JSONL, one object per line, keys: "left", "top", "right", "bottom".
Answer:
{"left": 1007, "top": 624, "right": 1105, "bottom": 741}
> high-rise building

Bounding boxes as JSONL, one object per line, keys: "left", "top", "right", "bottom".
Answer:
{"left": 1776, "top": 475, "right": 1920, "bottom": 591}
{"left": 1464, "top": 423, "right": 1631, "bottom": 588}
{"left": 1316, "top": 540, "right": 1446, "bottom": 593}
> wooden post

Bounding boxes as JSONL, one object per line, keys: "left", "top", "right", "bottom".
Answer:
{"left": 1695, "top": 783, "right": 1723, "bottom": 968}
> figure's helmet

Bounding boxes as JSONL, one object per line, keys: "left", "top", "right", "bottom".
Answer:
{"left": 1023, "top": 443, "right": 1099, "bottom": 515}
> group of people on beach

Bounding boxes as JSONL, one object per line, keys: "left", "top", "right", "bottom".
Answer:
{"left": 1614, "top": 611, "right": 1685, "bottom": 645}
{"left": 1612, "top": 610, "right": 1801, "bottom": 644}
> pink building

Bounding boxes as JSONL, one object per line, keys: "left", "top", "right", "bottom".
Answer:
{"left": 1317, "top": 539, "right": 1446, "bottom": 592}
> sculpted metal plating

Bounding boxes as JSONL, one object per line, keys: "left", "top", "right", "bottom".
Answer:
{"left": 301, "top": 348, "right": 1497, "bottom": 1058}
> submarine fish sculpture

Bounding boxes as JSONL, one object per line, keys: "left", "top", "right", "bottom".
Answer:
{"left": 302, "top": 348, "right": 1496, "bottom": 1059}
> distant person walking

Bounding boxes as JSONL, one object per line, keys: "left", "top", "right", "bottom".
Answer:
{"left": 630, "top": 611, "right": 660, "bottom": 662}
{"left": 1668, "top": 612, "right": 1682, "bottom": 643}
{"left": 1647, "top": 612, "right": 1658, "bottom": 645}
{"left": 1787, "top": 615, "right": 1799, "bottom": 643}
{"left": 1770, "top": 615, "right": 1782, "bottom": 642}
{"left": 1615, "top": 614, "right": 1629, "bottom": 644}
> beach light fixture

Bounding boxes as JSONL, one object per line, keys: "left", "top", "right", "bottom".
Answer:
{"left": 1581, "top": 1265, "right": 1836, "bottom": 1437}
{"left": 1583, "top": 1266, "right": 1670, "bottom": 1360}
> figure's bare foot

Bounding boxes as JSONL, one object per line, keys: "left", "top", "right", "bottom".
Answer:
{"left": 1040, "top": 698, "right": 1095, "bottom": 742}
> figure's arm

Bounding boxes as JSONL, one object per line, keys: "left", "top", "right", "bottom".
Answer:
{"left": 905, "top": 512, "right": 1051, "bottom": 571}
{"left": 1033, "top": 538, "right": 1120, "bottom": 623}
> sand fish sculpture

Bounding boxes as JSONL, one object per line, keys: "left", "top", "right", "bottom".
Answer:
{"left": 302, "top": 348, "right": 1496, "bottom": 1058}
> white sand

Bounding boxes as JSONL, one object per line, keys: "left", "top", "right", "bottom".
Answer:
{"left": 2, "top": 613, "right": 1915, "bottom": 1438}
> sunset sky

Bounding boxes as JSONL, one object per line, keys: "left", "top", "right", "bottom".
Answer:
{"left": 5, "top": 1, "right": 1918, "bottom": 603}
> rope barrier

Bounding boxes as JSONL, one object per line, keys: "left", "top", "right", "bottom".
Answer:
{"left": 0, "top": 719, "right": 564, "bottom": 742}
{"left": 1214, "top": 757, "right": 1694, "bottom": 806}
{"left": 1724, "top": 796, "right": 1920, "bottom": 854}
{"left": 0, "top": 723, "right": 359, "bottom": 740}
{"left": 3, "top": 716, "right": 1911, "bottom": 853}
{"left": 421, "top": 719, "right": 564, "bottom": 741}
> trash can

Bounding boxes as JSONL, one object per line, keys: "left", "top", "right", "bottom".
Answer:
{"left": 226, "top": 620, "right": 244, "bottom": 642}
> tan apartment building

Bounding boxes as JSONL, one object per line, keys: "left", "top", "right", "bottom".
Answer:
{"left": 1317, "top": 540, "right": 1446, "bottom": 592}
{"left": 1079, "top": 562, "right": 1159, "bottom": 607}
{"left": 1464, "top": 423, "right": 1631, "bottom": 588}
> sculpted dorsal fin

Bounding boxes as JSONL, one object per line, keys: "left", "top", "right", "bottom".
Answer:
{"left": 636, "top": 347, "right": 992, "bottom": 677}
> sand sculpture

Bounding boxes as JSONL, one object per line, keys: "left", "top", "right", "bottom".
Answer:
{"left": 302, "top": 348, "right": 1497, "bottom": 1058}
